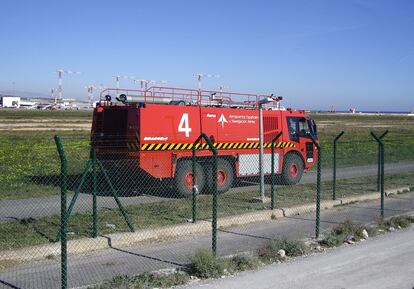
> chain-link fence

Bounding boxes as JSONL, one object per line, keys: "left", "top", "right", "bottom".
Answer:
{"left": 1, "top": 129, "right": 414, "bottom": 289}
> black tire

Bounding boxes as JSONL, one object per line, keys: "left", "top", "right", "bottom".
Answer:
{"left": 205, "top": 158, "right": 234, "bottom": 194}
{"left": 174, "top": 160, "right": 205, "bottom": 197}
{"left": 281, "top": 153, "right": 304, "bottom": 185}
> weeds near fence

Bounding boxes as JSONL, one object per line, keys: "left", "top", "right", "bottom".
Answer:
{"left": 90, "top": 271, "right": 189, "bottom": 289}
{"left": 257, "top": 238, "right": 309, "bottom": 263}
{"left": 189, "top": 250, "right": 226, "bottom": 279}
{"left": 377, "top": 215, "right": 414, "bottom": 230}
{"left": 320, "top": 220, "right": 368, "bottom": 247}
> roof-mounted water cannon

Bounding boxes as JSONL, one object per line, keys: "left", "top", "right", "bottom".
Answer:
{"left": 116, "top": 94, "right": 127, "bottom": 103}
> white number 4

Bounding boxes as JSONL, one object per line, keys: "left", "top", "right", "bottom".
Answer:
{"left": 178, "top": 113, "right": 192, "bottom": 137}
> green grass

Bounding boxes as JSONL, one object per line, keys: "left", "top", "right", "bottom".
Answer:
{"left": 0, "top": 109, "right": 92, "bottom": 119}
{"left": 310, "top": 113, "right": 414, "bottom": 168}
{"left": 0, "top": 130, "right": 90, "bottom": 199}
{"left": 1, "top": 172, "right": 412, "bottom": 251}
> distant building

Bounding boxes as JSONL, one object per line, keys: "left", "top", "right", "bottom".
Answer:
{"left": 0, "top": 96, "right": 21, "bottom": 108}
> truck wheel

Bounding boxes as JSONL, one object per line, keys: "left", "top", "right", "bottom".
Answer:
{"left": 175, "top": 160, "right": 205, "bottom": 197}
{"left": 205, "top": 158, "right": 234, "bottom": 194}
{"left": 281, "top": 154, "right": 304, "bottom": 185}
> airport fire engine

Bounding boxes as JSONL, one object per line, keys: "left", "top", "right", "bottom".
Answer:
{"left": 91, "top": 86, "right": 318, "bottom": 196}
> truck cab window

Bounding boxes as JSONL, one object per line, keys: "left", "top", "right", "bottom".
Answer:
{"left": 288, "top": 117, "right": 311, "bottom": 141}
{"left": 287, "top": 117, "right": 299, "bottom": 142}
{"left": 308, "top": 119, "right": 318, "bottom": 138}
{"left": 298, "top": 118, "right": 311, "bottom": 137}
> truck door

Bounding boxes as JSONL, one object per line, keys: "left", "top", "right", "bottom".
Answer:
{"left": 286, "top": 116, "right": 314, "bottom": 165}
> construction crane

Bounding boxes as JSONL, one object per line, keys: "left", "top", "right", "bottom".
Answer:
{"left": 133, "top": 79, "right": 168, "bottom": 90}
{"left": 112, "top": 75, "right": 135, "bottom": 98}
{"left": 193, "top": 73, "right": 220, "bottom": 90}
{"left": 219, "top": 85, "right": 230, "bottom": 92}
{"left": 112, "top": 75, "right": 135, "bottom": 89}
{"left": 50, "top": 88, "right": 56, "bottom": 103}
{"left": 55, "top": 69, "right": 82, "bottom": 101}
{"left": 85, "top": 84, "right": 105, "bottom": 107}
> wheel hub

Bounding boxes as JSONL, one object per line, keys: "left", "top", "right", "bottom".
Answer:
{"left": 217, "top": 170, "right": 226, "bottom": 186}
{"left": 184, "top": 172, "right": 195, "bottom": 188}
{"left": 290, "top": 163, "right": 298, "bottom": 177}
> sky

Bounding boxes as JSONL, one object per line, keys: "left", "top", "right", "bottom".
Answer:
{"left": 0, "top": 0, "right": 413, "bottom": 111}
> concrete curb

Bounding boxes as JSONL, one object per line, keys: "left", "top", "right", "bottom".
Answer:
{"left": 340, "top": 192, "right": 380, "bottom": 205}
{"left": 0, "top": 209, "right": 285, "bottom": 262}
{"left": 1, "top": 188, "right": 411, "bottom": 263}
{"left": 281, "top": 200, "right": 342, "bottom": 217}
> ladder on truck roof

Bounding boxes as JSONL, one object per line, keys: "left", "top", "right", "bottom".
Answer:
{"left": 99, "top": 86, "right": 282, "bottom": 110}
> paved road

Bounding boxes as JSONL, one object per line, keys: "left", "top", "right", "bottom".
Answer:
{"left": 1, "top": 162, "right": 413, "bottom": 221}
{"left": 183, "top": 224, "right": 414, "bottom": 289}
{"left": 0, "top": 193, "right": 413, "bottom": 289}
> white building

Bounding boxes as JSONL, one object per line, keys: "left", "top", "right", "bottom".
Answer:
{"left": 0, "top": 96, "right": 21, "bottom": 108}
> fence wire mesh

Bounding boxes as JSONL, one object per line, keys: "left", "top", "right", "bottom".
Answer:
{"left": 0, "top": 128, "right": 413, "bottom": 289}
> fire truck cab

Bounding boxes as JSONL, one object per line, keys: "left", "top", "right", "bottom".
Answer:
{"left": 91, "top": 86, "right": 318, "bottom": 196}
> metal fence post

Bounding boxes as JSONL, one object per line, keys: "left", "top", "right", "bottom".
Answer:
{"left": 332, "top": 131, "right": 344, "bottom": 200}
{"left": 92, "top": 146, "right": 98, "bottom": 238}
{"left": 270, "top": 131, "right": 283, "bottom": 210}
{"left": 309, "top": 134, "right": 321, "bottom": 238}
{"left": 192, "top": 133, "right": 218, "bottom": 255}
{"left": 381, "top": 139, "right": 384, "bottom": 218}
{"left": 208, "top": 139, "right": 218, "bottom": 255}
{"left": 97, "top": 160, "right": 135, "bottom": 232}
{"left": 371, "top": 132, "right": 385, "bottom": 218}
{"left": 377, "top": 130, "right": 388, "bottom": 192}
{"left": 54, "top": 135, "right": 68, "bottom": 289}
{"left": 191, "top": 146, "right": 197, "bottom": 223}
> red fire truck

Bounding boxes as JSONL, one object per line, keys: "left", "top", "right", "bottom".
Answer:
{"left": 91, "top": 86, "right": 318, "bottom": 196}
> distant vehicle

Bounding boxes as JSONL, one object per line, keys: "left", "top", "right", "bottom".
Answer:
{"left": 0, "top": 96, "right": 20, "bottom": 108}
{"left": 91, "top": 86, "right": 319, "bottom": 196}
